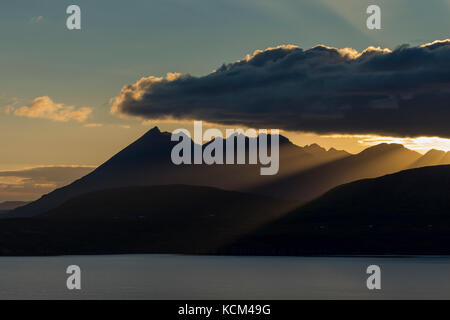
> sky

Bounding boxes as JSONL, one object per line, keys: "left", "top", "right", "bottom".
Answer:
{"left": 1, "top": 0, "right": 450, "bottom": 200}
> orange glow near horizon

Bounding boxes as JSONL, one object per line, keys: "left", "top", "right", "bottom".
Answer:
{"left": 286, "top": 131, "right": 450, "bottom": 155}
{"left": 358, "top": 136, "right": 450, "bottom": 154}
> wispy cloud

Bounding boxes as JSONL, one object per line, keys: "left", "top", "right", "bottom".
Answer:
{"left": 29, "top": 16, "right": 43, "bottom": 24}
{"left": 84, "top": 123, "right": 103, "bottom": 128}
{"left": 1, "top": 96, "right": 18, "bottom": 115}
{"left": 359, "top": 136, "right": 450, "bottom": 153}
{"left": 13, "top": 96, "right": 92, "bottom": 122}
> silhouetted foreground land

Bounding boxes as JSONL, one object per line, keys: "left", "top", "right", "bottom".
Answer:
{"left": 0, "top": 185, "right": 296, "bottom": 255}
{"left": 0, "top": 166, "right": 449, "bottom": 256}
{"left": 223, "top": 165, "right": 450, "bottom": 255}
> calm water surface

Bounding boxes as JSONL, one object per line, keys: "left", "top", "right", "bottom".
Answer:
{"left": 0, "top": 255, "right": 449, "bottom": 299}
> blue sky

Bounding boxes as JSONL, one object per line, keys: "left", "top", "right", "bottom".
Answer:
{"left": 2, "top": 0, "right": 449, "bottom": 106}
{"left": 1, "top": 0, "right": 450, "bottom": 169}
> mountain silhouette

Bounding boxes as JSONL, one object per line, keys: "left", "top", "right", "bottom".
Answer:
{"left": 441, "top": 152, "right": 450, "bottom": 164}
{"left": 7, "top": 127, "right": 448, "bottom": 218}
{"left": 250, "top": 143, "right": 423, "bottom": 202}
{"left": 410, "top": 149, "right": 447, "bottom": 168}
{"left": 224, "top": 165, "right": 450, "bottom": 255}
{"left": 7, "top": 127, "right": 347, "bottom": 217}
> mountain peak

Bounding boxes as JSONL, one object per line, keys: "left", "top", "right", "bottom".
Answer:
{"left": 139, "top": 126, "right": 170, "bottom": 140}
{"left": 423, "top": 149, "right": 446, "bottom": 156}
{"left": 328, "top": 147, "right": 350, "bottom": 156}
{"left": 358, "top": 143, "right": 414, "bottom": 158}
{"left": 364, "top": 143, "right": 405, "bottom": 152}
{"left": 148, "top": 126, "right": 161, "bottom": 134}
{"left": 411, "top": 149, "right": 447, "bottom": 168}
{"left": 303, "top": 143, "right": 326, "bottom": 153}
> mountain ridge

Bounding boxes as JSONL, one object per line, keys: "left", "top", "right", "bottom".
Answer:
{"left": 6, "top": 126, "right": 450, "bottom": 218}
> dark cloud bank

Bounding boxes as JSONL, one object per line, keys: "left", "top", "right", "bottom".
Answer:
{"left": 112, "top": 40, "right": 450, "bottom": 138}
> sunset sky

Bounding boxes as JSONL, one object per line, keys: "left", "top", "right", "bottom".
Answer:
{"left": 1, "top": 0, "right": 450, "bottom": 200}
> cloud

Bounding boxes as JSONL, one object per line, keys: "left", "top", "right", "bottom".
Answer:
{"left": 29, "top": 16, "right": 43, "bottom": 24}
{"left": 83, "top": 123, "right": 131, "bottom": 129}
{"left": 111, "top": 40, "right": 450, "bottom": 138}
{"left": 1, "top": 96, "right": 18, "bottom": 114}
{"left": 13, "top": 96, "right": 92, "bottom": 122}
{"left": 359, "top": 136, "right": 450, "bottom": 153}
{"left": 0, "top": 166, "right": 95, "bottom": 202}
{"left": 2, "top": 103, "right": 16, "bottom": 115}
{"left": 84, "top": 123, "right": 103, "bottom": 128}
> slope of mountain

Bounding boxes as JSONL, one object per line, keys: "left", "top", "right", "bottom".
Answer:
{"left": 0, "top": 185, "right": 295, "bottom": 255}
{"left": 0, "top": 201, "right": 30, "bottom": 214}
{"left": 251, "top": 143, "right": 423, "bottom": 202}
{"left": 441, "top": 151, "right": 450, "bottom": 164}
{"left": 224, "top": 165, "right": 450, "bottom": 255}
{"left": 442, "top": 152, "right": 450, "bottom": 165}
{"left": 410, "top": 149, "right": 447, "bottom": 168}
{"left": 6, "top": 127, "right": 347, "bottom": 218}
